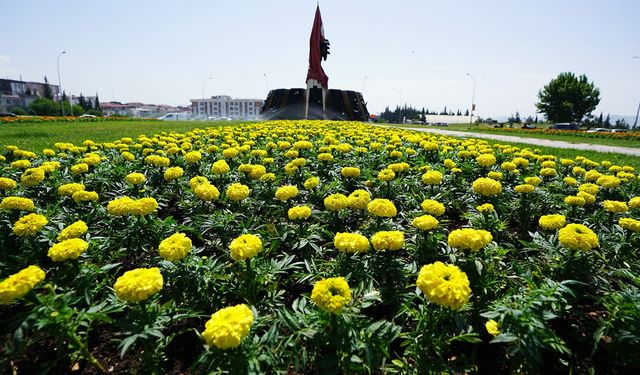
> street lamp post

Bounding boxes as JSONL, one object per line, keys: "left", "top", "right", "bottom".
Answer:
{"left": 466, "top": 73, "right": 476, "bottom": 125}
{"left": 201, "top": 76, "right": 213, "bottom": 117}
{"left": 633, "top": 57, "right": 640, "bottom": 128}
{"left": 57, "top": 51, "right": 67, "bottom": 116}
{"left": 392, "top": 88, "right": 403, "bottom": 123}
{"left": 362, "top": 75, "right": 368, "bottom": 93}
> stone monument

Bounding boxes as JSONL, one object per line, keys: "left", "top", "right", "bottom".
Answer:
{"left": 261, "top": 6, "right": 370, "bottom": 121}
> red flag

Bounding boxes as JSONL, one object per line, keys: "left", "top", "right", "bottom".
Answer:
{"left": 306, "top": 6, "right": 329, "bottom": 88}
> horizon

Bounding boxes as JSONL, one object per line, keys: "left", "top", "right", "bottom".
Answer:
{"left": 1, "top": 0, "right": 639, "bottom": 118}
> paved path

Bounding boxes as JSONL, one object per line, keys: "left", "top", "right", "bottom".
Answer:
{"left": 397, "top": 127, "right": 640, "bottom": 157}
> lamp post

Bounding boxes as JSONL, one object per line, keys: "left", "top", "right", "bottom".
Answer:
{"left": 392, "top": 88, "right": 403, "bottom": 123}
{"left": 201, "top": 76, "right": 212, "bottom": 117}
{"left": 466, "top": 73, "right": 476, "bottom": 125}
{"left": 634, "top": 57, "right": 639, "bottom": 128}
{"left": 362, "top": 75, "right": 368, "bottom": 93}
{"left": 57, "top": 51, "right": 67, "bottom": 116}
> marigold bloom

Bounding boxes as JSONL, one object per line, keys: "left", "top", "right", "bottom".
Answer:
{"left": 596, "top": 175, "right": 620, "bottom": 189}
{"left": 11, "top": 159, "right": 31, "bottom": 169}
{"left": 371, "top": 231, "right": 404, "bottom": 251}
{"left": 260, "top": 173, "right": 276, "bottom": 182}
{"left": 0, "top": 265, "right": 45, "bottom": 304}
{"left": 540, "top": 168, "right": 557, "bottom": 177}
{"left": 126, "top": 172, "right": 146, "bottom": 185}
{"left": 367, "top": 198, "right": 397, "bottom": 217}
{"left": 164, "top": 166, "right": 184, "bottom": 181}
{"left": 421, "top": 171, "right": 443, "bottom": 185}
{"left": 288, "top": 205, "right": 312, "bottom": 220}
{"left": 304, "top": 176, "right": 320, "bottom": 190}
{"left": 485, "top": 320, "right": 500, "bottom": 336}
{"left": 226, "top": 183, "right": 250, "bottom": 202}
{"left": 619, "top": 217, "right": 640, "bottom": 232}
{"left": 131, "top": 197, "right": 158, "bottom": 216}
{"left": 71, "top": 163, "right": 89, "bottom": 174}
{"left": 48, "top": 238, "right": 89, "bottom": 262}
{"left": 472, "top": 177, "right": 502, "bottom": 196}
{"left": 514, "top": 184, "right": 535, "bottom": 194}
{"left": 603, "top": 200, "right": 628, "bottom": 213}
{"left": 377, "top": 168, "right": 395, "bottom": 182}
{"left": 12, "top": 213, "right": 48, "bottom": 237}
{"left": 448, "top": 228, "right": 493, "bottom": 251}
{"left": 341, "top": 167, "right": 361, "bottom": 178}
{"left": 21, "top": 167, "right": 45, "bottom": 186}
{"left": 412, "top": 214, "right": 439, "bottom": 231}
{"left": 212, "top": 160, "right": 231, "bottom": 174}
{"left": 72, "top": 190, "right": 99, "bottom": 204}
{"left": 275, "top": 185, "right": 299, "bottom": 201}
{"left": 565, "top": 196, "right": 586, "bottom": 206}
{"left": 563, "top": 177, "right": 577, "bottom": 186}
{"left": 578, "top": 183, "right": 599, "bottom": 195}
{"left": 311, "top": 277, "right": 352, "bottom": 314}
{"left": 58, "top": 183, "right": 85, "bottom": 196}
{"left": 347, "top": 189, "right": 371, "bottom": 210}
{"left": 189, "top": 176, "right": 210, "bottom": 190}
{"left": 501, "top": 162, "right": 517, "bottom": 171}
{"left": 476, "top": 153, "right": 496, "bottom": 167}
{"left": 538, "top": 214, "right": 566, "bottom": 231}
{"left": 416, "top": 262, "right": 470, "bottom": 310}
{"left": 0, "top": 177, "right": 17, "bottom": 190}
{"left": 524, "top": 177, "right": 541, "bottom": 186}
{"left": 476, "top": 203, "right": 495, "bottom": 213}
{"left": 629, "top": 197, "right": 640, "bottom": 209}
{"left": 114, "top": 267, "right": 163, "bottom": 302}
{"left": 558, "top": 224, "right": 598, "bottom": 251}
{"left": 229, "top": 234, "right": 262, "bottom": 261}
{"left": 57, "top": 220, "right": 88, "bottom": 241}
{"left": 222, "top": 148, "right": 239, "bottom": 158}
{"left": 201, "top": 304, "right": 254, "bottom": 349}
{"left": 0, "top": 197, "right": 35, "bottom": 211}
{"left": 577, "top": 191, "right": 596, "bottom": 205}
{"left": 184, "top": 151, "right": 202, "bottom": 163}
{"left": 333, "top": 232, "right": 369, "bottom": 253}
{"left": 107, "top": 196, "right": 135, "bottom": 216}
{"left": 159, "top": 232, "right": 192, "bottom": 262}
{"left": 195, "top": 183, "right": 220, "bottom": 201}
{"left": 421, "top": 199, "right": 445, "bottom": 216}
{"left": 324, "top": 193, "right": 349, "bottom": 211}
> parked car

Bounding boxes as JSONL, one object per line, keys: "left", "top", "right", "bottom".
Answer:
{"left": 549, "top": 123, "right": 580, "bottom": 130}
{"left": 586, "top": 128, "right": 610, "bottom": 133}
{"left": 611, "top": 129, "right": 628, "bottom": 133}
{"left": 0, "top": 112, "right": 16, "bottom": 117}
{"left": 522, "top": 124, "right": 537, "bottom": 129}
{"left": 78, "top": 114, "right": 97, "bottom": 118}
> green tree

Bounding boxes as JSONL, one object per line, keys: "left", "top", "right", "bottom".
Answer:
{"left": 536, "top": 72, "right": 600, "bottom": 123}
{"left": 29, "top": 98, "right": 59, "bottom": 115}
{"left": 42, "top": 76, "right": 53, "bottom": 100}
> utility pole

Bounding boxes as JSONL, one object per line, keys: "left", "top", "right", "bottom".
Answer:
{"left": 56, "top": 51, "right": 67, "bottom": 116}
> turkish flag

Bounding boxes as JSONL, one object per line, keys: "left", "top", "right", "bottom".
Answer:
{"left": 306, "top": 6, "right": 329, "bottom": 88}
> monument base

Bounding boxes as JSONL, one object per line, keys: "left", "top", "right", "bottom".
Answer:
{"left": 261, "top": 88, "right": 370, "bottom": 121}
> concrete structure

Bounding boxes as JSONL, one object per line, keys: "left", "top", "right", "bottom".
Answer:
{"left": 423, "top": 114, "right": 477, "bottom": 124}
{"left": 190, "top": 95, "right": 264, "bottom": 120}
{"left": 0, "top": 78, "right": 60, "bottom": 112}
{"left": 101, "top": 101, "right": 190, "bottom": 118}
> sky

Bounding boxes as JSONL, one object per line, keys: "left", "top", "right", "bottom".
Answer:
{"left": 1, "top": 0, "right": 639, "bottom": 118}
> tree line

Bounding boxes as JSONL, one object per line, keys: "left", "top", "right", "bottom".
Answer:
{"left": 379, "top": 105, "right": 469, "bottom": 123}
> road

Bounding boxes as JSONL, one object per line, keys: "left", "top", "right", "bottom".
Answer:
{"left": 397, "top": 127, "right": 640, "bottom": 157}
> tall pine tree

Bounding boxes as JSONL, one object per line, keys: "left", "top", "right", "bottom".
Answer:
{"left": 43, "top": 76, "right": 53, "bottom": 100}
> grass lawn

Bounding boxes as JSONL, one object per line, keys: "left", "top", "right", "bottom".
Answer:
{"left": 0, "top": 120, "right": 243, "bottom": 151}
{"left": 387, "top": 123, "right": 640, "bottom": 149}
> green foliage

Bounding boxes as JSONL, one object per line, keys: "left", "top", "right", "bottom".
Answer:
{"left": 536, "top": 72, "right": 601, "bottom": 123}
{"left": 28, "top": 98, "right": 60, "bottom": 116}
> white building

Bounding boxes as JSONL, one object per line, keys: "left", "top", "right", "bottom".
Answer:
{"left": 190, "top": 95, "right": 264, "bottom": 120}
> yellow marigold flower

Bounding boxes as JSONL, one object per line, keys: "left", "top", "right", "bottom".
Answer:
{"left": 58, "top": 183, "right": 85, "bottom": 196}
{"left": 333, "top": 232, "right": 369, "bottom": 253}
{"left": 487, "top": 171, "right": 503, "bottom": 181}
{"left": 472, "top": 177, "right": 502, "bottom": 196}
{"left": 563, "top": 177, "right": 577, "bottom": 186}
{"left": 184, "top": 151, "right": 202, "bottom": 164}
{"left": 259, "top": 172, "right": 276, "bottom": 182}
{"left": 288, "top": 205, "right": 312, "bottom": 220}
{"left": 378, "top": 168, "right": 395, "bottom": 182}
{"left": 390, "top": 150, "right": 403, "bottom": 158}
{"left": 539, "top": 214, "right": 566, "bottom": 230}
{"left": 275, "top": 185, "right": 299, "bottom": 201}
{"left": 565, "top": 196, "right": 586, "bottom": 206}
{"left": 43, "top": 148, "right": 56, "bottom": 156}
{"left": 10, "top": 159, "right": 31, "bottom": 169}
{"left": 114, "top": 267, "right": 163, "bottom": 302}
{"left": 324, "top": 193, "right": 349, "bottom": 211}
{"left": 226, "top": 183, "right": 250, "bottom": 202}
{"left": 222, "top": 148, "right": 239, "bottom": 158}
{"left": 341, "top": 167, "right": 361, "bottom": 178}
{"left": 367, "top": 198, "right": 397, "bottom": 217}
{"left": 131, "top": 197, "right": 158, "bottom": 216}
{"left": 596, "top": 175, "right": 621, "bottom": 189}
{"left": 311, "top": 277, "right": 352, "bottom": 314}
{"left": 0, "top": 265, "right": 46, "bottom": 304}
{"left": 541, "top": 161, "right": 556, "bottom": 168}
{"left": 304, "top": 176, "right": 320, "bottom": 190}
{"left": 0, "top": 177, "right": 18, "bottom": 190}
{"left": 576, "top": 191, "right": 596, "bottom": 205}
{"left": 201, "top": 304, "right": 254, "bottom": 349}
{"left": 195, "top": 183, "right": 220, "bottom": 201}
{"left": 421, "top": 171, "right": 443, "bottom": 185}
{"left": 485, "top": 320, "right": 500, "bottom": 336}
{"left": 585, "top": 169, "right": 601, "bottom": 182}
{"left": 524, "top": 177, "right": 541, "bottom": 186}
{"left": 416, "top": 261, "right": 470, "bottom": 310}
{"left": 48, "top": 238, "right": 89, "bottom": 262}
{"left": 514, "top": 184, "right": 535, "bottom": 194}
{"left": 229, "top": 234, "right": 262, "bottom": 261}
{"left": 444, "top": 159, "right": 457, "bottom": 169}
{"left": 412, "top": 214, "right": 439, "bottom": 231}
{"left": 211, "top": 160, "right": 230, "bottom": 175}
{"left": 448, "top": 228, "right": 493, "bottom": 251}
{"left": 578, "top": 183, "right": 599, "bottom": 195}
{"left": 317, "top": 153, "right": 334, "bottom": 162}
{"left": 72, "top": 190, "right": 99, "bottom": 204}
{"left": 164, "top": 166, "right": 184, "bottom": 181}
{"left": 619, "top": 217, "right": 640, "bottom": 232}
{"left": 347, "top": 189, "right": 370, "bottom": 210}
{"left": 371, "top": 230, "right": 404, "bottom": 251}
{"left": 501, "top": 162, "right": 517, "bottom": 171}
{"left": 629, "top": 197, "right": 640, "bottom": 209}
{"left": 121, "top": 151, "right": 135, "bottom": 161}
{"left": 540, "top": 168, "right": 557, "bottom": 177}
{"left": 476, "top": 153, "right": 496, "bottom": 167}
{"left": 57, "top": 220, "right": 88, "bottom": 241}
{"left": 560, "top": 158, "right": 575, "bottom": 167}
{"left": 0, "top": 197, "right": 35, "bottom": 211}
{"left": 284, "top": 163, "right": 299, "bottom": 175}
{"left": 12, "top": 213, "right": 48, "bottom": 237}
{"left": 476, "top": 203, "right": 495, "bottom": 213}
{"left": 421, "top": 199, "right": 445, "bottom": 216}
{"left": 388, "top": 162, "right": 410, "bottom": 173}
{"left": 20, "top": 168, "right": 45, "bottom": 187}
{"left": 572, "top": 166, "right": 586, "bottom": 175}
{"left": 558, "top": 224, "right": 599, "bottom": 251}
{"left": 71, "top": 163, "right": 89, "bottom": 175}
{"left": 107, "top": 196, "right": 135, "bottom": 216}
{"left": 248, "top": 165, "right": 267, "bottom": 179}
{"left": 602, "top": 200, "right": 628, "bottom": 213}
{"left": 158, "top": 232, "right": 192, "bottom": 262}
{"left": 189, "top": 176, "right": 210, "bottom": 190}
{"left": 126, "top": 172, "right": 146, "bottom": 185}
